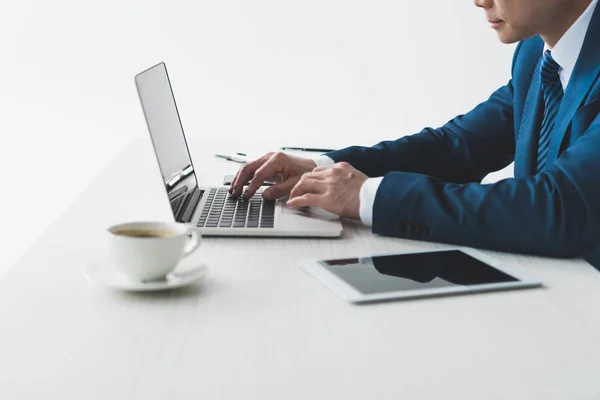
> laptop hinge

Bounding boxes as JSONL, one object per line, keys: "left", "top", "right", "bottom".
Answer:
{"left": 180, "top": 188, "right": 203, "bottom": 223}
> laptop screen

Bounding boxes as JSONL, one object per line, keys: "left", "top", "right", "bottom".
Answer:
{"left": 135, "top": 63, "right": 198, "bottom": 193}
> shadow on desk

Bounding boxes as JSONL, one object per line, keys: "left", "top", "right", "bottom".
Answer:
{"left": 109, "top": 282, "right": 208, "bottom": 301}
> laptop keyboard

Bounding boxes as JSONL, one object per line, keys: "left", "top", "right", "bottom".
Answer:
{"left": 197, "top": 188, "right": 275, "bottom": 229}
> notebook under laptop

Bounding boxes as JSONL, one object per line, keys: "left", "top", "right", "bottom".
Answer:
{"left": 135, "top": 62, "right": 343, "bottom": 237}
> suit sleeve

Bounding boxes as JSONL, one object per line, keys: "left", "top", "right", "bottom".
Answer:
{"left": 325, "top": 43, "right": 525, "bottom": 184}
{"left": 372, "top": 114, "right": 600, "bottom": 258}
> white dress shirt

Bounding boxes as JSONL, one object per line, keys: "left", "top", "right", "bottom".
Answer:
{"left": 315, "top": 0, "right": 597, "bottom": 226}
{"left": 544, "top": 0, "right": 598, "bottom": 90}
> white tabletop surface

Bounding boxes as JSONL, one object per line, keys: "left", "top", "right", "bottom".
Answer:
{"left": 1, "top": 138, "right": 600, "bottom": 400}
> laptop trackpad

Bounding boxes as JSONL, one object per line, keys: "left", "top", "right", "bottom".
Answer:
{"left": 281, "top": 203, "right": 339, "bottom": 221}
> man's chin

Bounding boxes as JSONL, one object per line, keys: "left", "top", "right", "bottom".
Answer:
{"left": 496, "top": 31, "right": 527, "bottom": 44}
{"left": 496, "top": 26, "right": 532, "bottom": 44}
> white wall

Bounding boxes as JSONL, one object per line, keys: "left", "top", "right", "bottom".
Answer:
{"left": 0, "top": 0, "right": 516, "bottom": 274}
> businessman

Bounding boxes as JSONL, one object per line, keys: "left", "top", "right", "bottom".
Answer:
{"left": 230, "top": 0, "right": 600, "bottom": 268}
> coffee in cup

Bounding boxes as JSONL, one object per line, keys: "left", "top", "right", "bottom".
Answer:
{"left": 112, "top": 229, "right": 177, "bottom": 238}
{"left": 107, "top": 221, "right": 202, "bottom": 281}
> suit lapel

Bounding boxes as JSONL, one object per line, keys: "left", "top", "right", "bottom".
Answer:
{"left": 547, "top": 4, "right": 600, "bottom": 165}
{"left": 514, "top": 57, "right": 543, "bottom": 177}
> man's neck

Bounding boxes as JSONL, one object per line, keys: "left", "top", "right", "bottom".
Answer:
{"left": 540, "top": 0, "right": 593, "bottom": 48}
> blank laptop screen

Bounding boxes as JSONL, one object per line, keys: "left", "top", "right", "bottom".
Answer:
{"left": 135, "top": 63, "right": 197, "bottom": 187}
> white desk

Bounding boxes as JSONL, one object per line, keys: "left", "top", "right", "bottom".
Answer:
{"left": 2, "top": 138, "right": 600, "bottom": 399}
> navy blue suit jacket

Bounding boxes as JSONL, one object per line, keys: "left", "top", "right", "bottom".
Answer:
{"left": 325, "top": 6, "right": 600, "bottom": 268}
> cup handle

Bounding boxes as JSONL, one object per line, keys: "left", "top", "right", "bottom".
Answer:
{"left": 182, "top": 229, "right": 202, "bottom": 258}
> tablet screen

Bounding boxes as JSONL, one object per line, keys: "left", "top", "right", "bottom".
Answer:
{"left": 320, "top": 250, "right": 518, "bottom": 295}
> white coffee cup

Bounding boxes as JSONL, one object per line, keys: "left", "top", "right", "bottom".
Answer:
{"left": 107, "top": 221, "right": 202, "bottom": 281}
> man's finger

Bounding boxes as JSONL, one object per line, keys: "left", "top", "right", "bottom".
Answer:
{"left": 243, "top": 158, "right": 283, "bottom": 199}
{"left": 286, "top": 193, "right": 320, "bottom": 209}
{"left": 262, "top": 179, "right": 297, "bottom": 200}
{"left": 312, "top": 165, "right": 334, "bottom": 173}
{"left": 289, "top": 178, "right": 325, "bottom": 200}
{"left": 301, "top": 170, "right": 327, "bottom": 180}
{"left": 230, "top": 165, "right": 252, "bottom": 198}
{"left": 229, "top": 154, "right": 271, "bottom": 198}
{"left": 229, "top": 163, "right": 254, "bottom": 197}
{"left": 264, "top": 174, "right": 284, "bottom": 185}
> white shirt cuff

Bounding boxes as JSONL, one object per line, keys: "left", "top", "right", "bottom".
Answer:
{"left": 359, "top": 177, "right": 384, "bottom": 226}
{"left": 312, "top": 156, "right": 335, "bottom": 167}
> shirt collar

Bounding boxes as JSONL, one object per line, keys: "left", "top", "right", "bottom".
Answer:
{"left": 544, "top": 0, "right": 598, "bottom": 76}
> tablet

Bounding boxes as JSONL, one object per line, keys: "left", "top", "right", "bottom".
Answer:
{"left": 299, "top": 248, "right": 542, "bottom": 303}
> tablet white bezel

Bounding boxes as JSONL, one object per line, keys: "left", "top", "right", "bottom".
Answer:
{"left": 299, "top": 247, "right": 542, "bottom": 304}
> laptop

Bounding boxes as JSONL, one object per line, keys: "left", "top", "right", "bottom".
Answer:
{"left": 135, "top": 62, "right": 343, "bottom": 237}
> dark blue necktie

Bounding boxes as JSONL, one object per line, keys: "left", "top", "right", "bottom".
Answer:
{"left": 536, "top": 50, "right": 563, "bottom": 173}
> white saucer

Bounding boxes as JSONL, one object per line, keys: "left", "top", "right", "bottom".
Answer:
{"left": 85, "top": 257, "right": 208, "bottom": 292}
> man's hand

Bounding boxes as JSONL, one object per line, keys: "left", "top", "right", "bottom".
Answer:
{"left": 229, "top": 152, "right": 318, "bottom": 200}
{"left": 287, "top": 162, "right": 368, "bottom": 220}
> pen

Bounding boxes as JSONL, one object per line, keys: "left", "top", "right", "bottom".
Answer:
{"left": 215, "top": 153, "right": 249, "bottom": 163}
{"left": 280, "top": 147, "right": 335, "bottom": 153}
